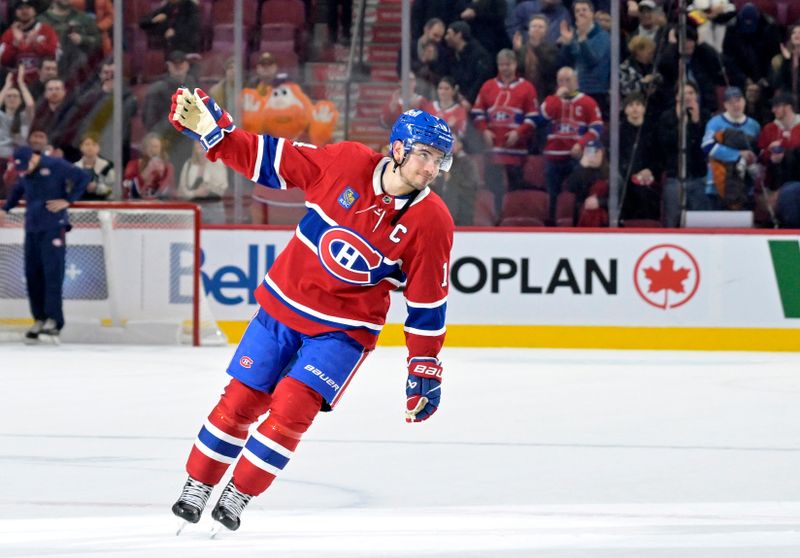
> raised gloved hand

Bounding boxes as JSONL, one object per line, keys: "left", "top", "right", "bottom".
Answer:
{"left": 170, "top": 87, "right": 234, "bottom": 151}
{"left": 405, "top": 357, "right": 442, "bottom": 423}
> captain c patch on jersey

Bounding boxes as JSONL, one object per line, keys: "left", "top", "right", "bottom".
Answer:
{"left": 338, "top": 186, "right": 359, "bottom": 209}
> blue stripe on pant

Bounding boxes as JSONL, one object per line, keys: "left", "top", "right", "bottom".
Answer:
{"left": 197, "top": 426, "right": 245, "bottom": 460}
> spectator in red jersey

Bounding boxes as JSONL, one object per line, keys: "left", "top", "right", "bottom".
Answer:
{"left": 0, "top": 0, "right": 58, "bottom": 85}
{"left": 421, "top": 76, "right": 468, "bottom": 138}
{"left": 536, "top": 66, "right": 604, "bottom": 221}
{"left": 122, "top": 132, "right": 174, "bottom": 200}
{"left": 471, "top": 48, "right": 538, "bottom": 212}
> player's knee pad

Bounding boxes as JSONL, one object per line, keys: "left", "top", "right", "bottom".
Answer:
{"left": 213, "top": 378, "right": 272, "bottom": 432}
{"left": 260, "top": 377, "right": 323, "bottom": 448}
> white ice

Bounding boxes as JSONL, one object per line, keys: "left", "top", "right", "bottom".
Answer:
{"left": 1, "top": 345, "right": 800, "bottom": 557}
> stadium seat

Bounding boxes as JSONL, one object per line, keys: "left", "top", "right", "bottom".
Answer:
{"left": 211, "top": 0, "right": 259, "bottom": 26}
{"left": 473, "top": 189, "right": 497, "bottom": 226}
{"left": 259, "top": 23, "right": 297, "bottom": 43}
{"left": 522, "top": 155, "right": 546, "bottom": 188}
{"left": 784, "top": 1, "right": 800, "bottom": 25}
{"left": 198, "top": 51, "right": 231, "bottom": 81}
{"left": 750, "top": 0, "right": 778, "bottom": 18}
{"left": 500, "top": 190, "right": 550, "bottom": 224}
{"left": 261, "top": 0, "right": 306, "bottom": 28}
{"left": 555, "top": 191, "right": 576, "bottom": 227}
{"left": 141, "top": 50, "right": 166, "bottom": 82}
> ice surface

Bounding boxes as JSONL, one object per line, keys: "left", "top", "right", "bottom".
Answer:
{"left": 1, "top": 345, "right": 800, "bottom": 557}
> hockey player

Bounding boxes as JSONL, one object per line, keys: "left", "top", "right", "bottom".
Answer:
{"left": 168, "top": 88, "right": 454, "bottom": 533}
{"left": 0, "top": 145, "right": 90, "bottom": 341}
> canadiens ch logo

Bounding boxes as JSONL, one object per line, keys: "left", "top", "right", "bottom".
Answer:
{"left": 240, "top": 356, "right": 254, "bottom": 368}
{"left": 633, "top": 244, "right": 700, "bottom": 310}
{"left": 338, "top": 186, "right": 359, "bottom": 209}
{"left": 318, "top": 227, "right": 383, "bottom": 284}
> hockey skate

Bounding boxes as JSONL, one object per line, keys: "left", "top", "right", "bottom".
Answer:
{"left": 171, "top": 476, "right": 213, "bottom": 535}
{"left": 23, "top": 320, "right": 45, "bottom": 344}
{"left": 37, "top": 319, "right": 60, "bottom": 345}
{"left": 210, "top": 479, "right": 252, "bottom": 537}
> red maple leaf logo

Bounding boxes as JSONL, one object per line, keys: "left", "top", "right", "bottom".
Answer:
{"left": 643, "top": 252, "right": 690, "bottom": 294}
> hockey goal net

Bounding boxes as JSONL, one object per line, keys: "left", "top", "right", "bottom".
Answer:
{"left": 0, "top": 202, "right": 226, "bottom": 345}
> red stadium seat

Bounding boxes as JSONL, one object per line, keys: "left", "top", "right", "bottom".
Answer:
{"left": 522, "top": 155, "right": 546, "bottom": 188}
{"left": 212, "top": 0, "right": 259, "bottom": 26}
{"left": 261, "top": 0, "right": 306, "bottom": 28}
{"left": 784, "top": 1, "right": 800, "bottom": 26}
{"left": 198, "top": 51, "right": 231, "bottom": 81}
{"left": 259, "top": 23, "right": 297, "bottom": 43}
{"left": 555, "top": 191, "right": 576, "bottom": 227}
{"left": 473, "top": 188, "right": 498, "bottom": 226}
{"left": 500, "top": 190, "right": 550, "bottom": 223}
{"left": 141, "top": 50, "right": 166, "bottom": 82}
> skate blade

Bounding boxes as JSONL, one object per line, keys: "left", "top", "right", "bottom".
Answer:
{"left": 209, "top": 521, "right": 224, "bottom": 539}
{"left": 23, "top": 336, "right": 40, "bottom": 345}
{"left": 38, "top": 334, "right": 60, "bottom": 345}
{"left": 175, "top": 519, "right": 189, "bottom": 536}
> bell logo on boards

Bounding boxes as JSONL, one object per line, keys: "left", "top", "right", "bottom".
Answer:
{"left": 633, "top": 244, "right": 700, "bottom": 310}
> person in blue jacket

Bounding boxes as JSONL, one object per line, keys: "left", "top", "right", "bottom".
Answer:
{"left": 0, "top": 145, "right": 90, "bottom": 342}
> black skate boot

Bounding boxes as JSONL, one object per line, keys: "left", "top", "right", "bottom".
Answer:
{"left": 24, "top": 320, "right": 44, "bottom": 344}
{"left": 211, "top": 479, "right": 252, "bottom": 533}
{"left": 38, "top": 319, "right": 60, "bottom": 344}
{"left": 172, "top": 476, "right": 213, "bottom": 532}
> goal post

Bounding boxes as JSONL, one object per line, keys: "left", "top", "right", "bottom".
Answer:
{"left": 0, "top": 201, "right": 226, "bottom": 346}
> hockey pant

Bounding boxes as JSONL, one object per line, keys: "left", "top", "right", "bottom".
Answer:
{"left": 185, "top": 376, "right": 323, "bottom": 496}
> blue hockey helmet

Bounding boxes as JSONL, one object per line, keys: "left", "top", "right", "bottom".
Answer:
{"left": 389, "top": 109, "right": 454, "bottom": 171}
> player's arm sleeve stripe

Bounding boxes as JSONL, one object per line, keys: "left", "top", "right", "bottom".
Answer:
{"left": 253, "top": 135, "right": 287, "bottom": 189}
{"left": 405, "top": 301, "right": 447, "bottom": 334}
{"left": 406, "top": 295, "right": 447, "bottom": 309}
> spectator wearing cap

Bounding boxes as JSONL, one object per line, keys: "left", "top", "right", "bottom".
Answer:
{"left": 442, "top": 21, "right": 493, "bottom": 106}
{"left": 628, "top": 0, "right": 666, "bottom": 43}
{"left": 0, "top": 143, "right": 90, "bottom": 341}
{"left": 38, "top": 0, "right": 102, "bottom": 88}
{"left": 702, "top": 85, "right": 761, "bottom": 210}
{"left": 0, "top": 0, "right": 58, "bottom": 85}
{"left": 139, "top": 0, "right": 200, "bottom": 56}
{"left": 618, "top": 92, "right": 661, "bottom": 223}
{"left": 721, "top": 3, "right": 781, "bottom": 86}
{"left": 535, "top": 66, "right": 604, "bottom": 221}
{"left": 141, "top": 50, "right": 197, "bottom": 175}
{"left": 505, "top": 0, "right": 571, "bottom": 48}
{"left": 655, "top": 80, "right": 712, "bottom": 227}
{"left": 558, "top": 0, "right": 611, "bottom": 118}
{"left": 512, "top": 14, "right": 559, "bottom": 104}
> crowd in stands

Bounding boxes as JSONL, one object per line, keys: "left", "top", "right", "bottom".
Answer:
{"left": 399, "top": 0, "right": 800, "bottom": 228}
{"left": 0, "top": 0, "right": 798, "bottom": 229}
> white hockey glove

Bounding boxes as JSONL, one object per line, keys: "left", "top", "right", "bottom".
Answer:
{"left": 405, "top": 357, "right": 442, "bottom": 423}
{"left": 170, "top": 87, "right": 235, "bottom": 151}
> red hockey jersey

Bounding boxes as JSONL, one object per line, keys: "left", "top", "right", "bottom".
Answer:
{"left": 538, "top": 93, "right": 603, "bottom": 161}
{"left": 421, "top": 99, "right": 469, "bottom": 139}
{"left": 471, "top": 77, "right": 538, "bottom": 164}
{"left": 207, "top": 130, "right": 454, "bottom": 359}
